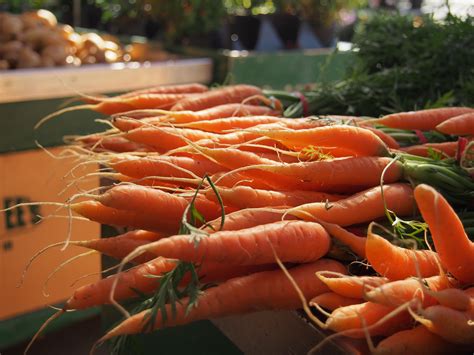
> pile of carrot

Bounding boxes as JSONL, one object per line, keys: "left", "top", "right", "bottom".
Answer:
{"left": 24, "top": 83, "right": 474, "bottom": 354}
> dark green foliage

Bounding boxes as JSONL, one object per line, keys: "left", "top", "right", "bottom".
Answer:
{"left": 284, "top": 13, "right": 474, "bottom": 117}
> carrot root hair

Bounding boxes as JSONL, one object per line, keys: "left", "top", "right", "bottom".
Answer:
{"left": 24, "top": 309, "right": 65, "bottom": 355}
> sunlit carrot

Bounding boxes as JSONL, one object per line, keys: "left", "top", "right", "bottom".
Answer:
{"left": 288, "top": 183, "right": 415, "bottom": 226}
{"left": 249, "top": 125, "right": 390, "bottom": 157}
{"left": 204, "top": 185, "right": 345, "bottom": 209}
{"left": 370, "top": 107, "right": 474, "bottom": 130}
{"left": 98, "top": 259, "right": 347, "bottom": 340}
{"left": 366, "top": 225, "right": 441, "bottom": 280}
{"left": 436, "top": 112, "right": 474, "bottom": 136}
{"left": 171, "top": 84, "right": 263, "bottom": 111}
{"left": 414, "top": 184, "right": 474, "bottom": 284}
{"left": 132, "top": 220, "right": 332, "bottom": 265}
{"left": 316, "top": 271, "right": 389, "bottom": 299}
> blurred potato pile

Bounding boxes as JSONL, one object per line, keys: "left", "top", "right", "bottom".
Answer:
{"left": 0, "top": 9, "right": 126, "bottom": 70}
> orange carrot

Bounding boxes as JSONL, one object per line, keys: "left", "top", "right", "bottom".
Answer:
{"left": 66, "top": 259, "right": 274, "bottom": 310}
{"left": 251, "top": 125, "right": 390, "bottom": 157}
{"left": 174, "top": 115, "right": 282, "bottom": 133}
{"left": 400, "top": 142, "right": 458, "bottom": 158}
{"left": 373, "top": 325, "right": 464, "bottom": 355}
{"left": 364, "top": 275, "right": 457, "bottom": 308}
{"left": 171, "top": 84, "right": 263, "bottom": 111}
{"left": 82, "top": 83, "right": 209, "bottom": 104}
{"left": 310, "top": 292, "right": 362, "bottom": 311}
{"left": 116, "top": 103, "right": 281, "bottom": 124}
{"left": 71, "top": 201, "right": 178, "bottom": 233}
{"left": 96, "top": 185, "right": 229, "bottom": 229}
{"left": 289, "top": 183, "right": 415, "bottom": 226}
{"left": 221, "top": 157, "right": 403, "bottom": 193}
{"left": 206, "top": 208, "right": 295, "bottom": 231}
{"left": 99, "top": 259, "right": 347, "bottom": 339}
{"left": 372, "top": 107, "right": 474, "bottom": 130}
{"left": 74, "top": 230, "right": 165, "bottom": 263}
{"left": 366, "top": 227, "right": 441, "bottom": 280}
{"left": 436, "top": 112, "right": 474, "bottom": 136}
{"left": 316, "top": 272, "right": 389, "bottom": 299}
{"left": 136, "top": 220, "right": 331, "bottom": 265}
{"left": 413, "top": 305, "right": 474, "bottom": 344}
{"left": 325, "top": 301, "right": 413, "bottom": 338}
{"left": 204, "top": 185, "right": 345, "bottom": 209}
{"left": 119, "top": 83, "right": 209, "bottom": 98}
{"left": 414, "top": 184, "right": 474, "bottom": 284}
{"left": 122, "top": 126, "right": 216, "bottom": 153}
{"left": 35, "top": 93, "right": 195, "bottom": 129}
{"left": 109, "top": 155, "right": 223, "bottom": 180}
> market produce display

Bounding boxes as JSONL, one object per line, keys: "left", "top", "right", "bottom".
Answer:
{"left": 21, "top": 82, "right": 474, "bottom": 354}
{"left": 0, "top": 9, "right": 125, "bottom": 70}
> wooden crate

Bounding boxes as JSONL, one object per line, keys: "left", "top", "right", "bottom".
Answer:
{"left": 0, "top": 147, "right": 100, "bottom": 348}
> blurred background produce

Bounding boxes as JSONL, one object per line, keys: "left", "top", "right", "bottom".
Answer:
{"left": 0, "top": 9, "right": 127, "bottom": 69}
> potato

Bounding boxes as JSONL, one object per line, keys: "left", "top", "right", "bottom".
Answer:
{"left": 41, "top": 44, "right": 70, "bottom": 65}
{"left": 17, "top": 47, "right": 41, "bottom": 68}
{"left": 0, "top": 40, "right": 23, "bottom": 55}
{"left": 40, "top": 55, "right": 56, "bottom": 68}
{"left": 80, "top": 33, "right": 105, "bottom": 51}
{"left": 22, "top": 28, "right": 64, "bottom": 50}
{"left": 0, "top": 13, "right": 23, "bottom": 39}
{"left": 21, "top": 9, "right": 57, "bottom": 29}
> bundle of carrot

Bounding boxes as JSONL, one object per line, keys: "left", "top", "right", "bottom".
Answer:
{"left": 22, "top": 83, "right": 473, "bottom": 354}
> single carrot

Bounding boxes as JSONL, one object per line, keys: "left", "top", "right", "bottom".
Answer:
{"left": 119, "top": 83, "right": 209, "bottom": 98}
{"left": 219, "top": 157, "right": 403, "bottom": 193}
{"left": 81, "top": 83, "right": 209, "bottom": 104}
{"left": 288, "top": 183, "right": 415, "bottom": 227}
{"left": 316, "top": 272, "right": 389, "bottom": 299}
{"left": 133, "top": 220, "right": 331, "bottom": 265}
{"left": 364, "top": 275, "right": 457, "bottom": 308}
{"left": 310, "top": 292, "right": 362, "bottom": 311}
{"left": 71, "top": 201, "right": 181, "bottom": 233}
{"left": 174, "top": 115, "right": 283, "bottom": 133}
{"left": 436, "top": 112, "right": 474, "bottom": 136}
{"left": 122, "top": 126, "right": 216, "bottom": 153}
{"left": 99, "top": 259, "right": 347, "bottom": 339}
{"left": 325, "top": 301, "right": 413, "bottom": 338}
{"left": 35, "top": 93, "right": 194, "bottom": 129}
{"left": 204, "top": 185, "right": 345, "bottom": 209}
{"left": 96, "top": 185, "right": 229, "bottom": 229}
{"left": 109, "top": 155, "right": 223, "bottom": 180}
{"left": 400, "top": 141, "right": 458, "bottom": 158}
{"left": 115, "top": 103, "right": 281, "bottom": 124}
{"left": 73, "top": 230, "right": 165, "bottom": 263}
{"left": 373, "top": 325, "right": 465, "bottom": 355}
{"left": 414, "top": 184, "right": 474, "bottom": 284}
{"left": 205, "top": 208, "right": 294, "bottom": 231}
{"left": 171, "top": 84, "right": 263, "bottom": 111}
{"left": 250, "top": 125, "right": 390, "bottom": 157}
{"left": 66, "top": 259, "right": 275, "bottom": 310}
{"left": 370, "top": 107, "right": 474, "bottom": 131}
{"left": 413, "top": 305, "right": 474, "bottom": 344}
{"left": 366, "top": 226, "right": 441, "bottom": 280}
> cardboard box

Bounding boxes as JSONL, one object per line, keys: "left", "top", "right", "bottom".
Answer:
{"left": 0, "top": 147, "right": 100, "bottom": 320}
